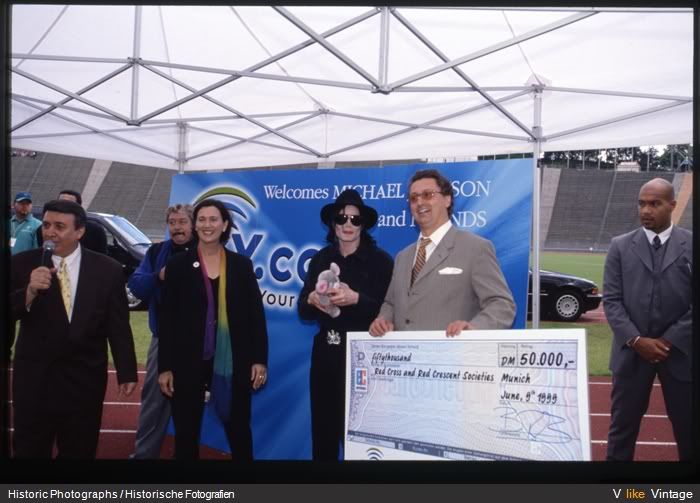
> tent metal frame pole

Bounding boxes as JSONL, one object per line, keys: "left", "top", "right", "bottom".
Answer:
{"left": 10, "top": 63, "right": 132, "bottom": 131}
{"left": 139, "top": 60, "right": 373, "bottom": 90}
{"left": 389, "top": 11, "right": 596, "bottom": 89}
{"left": 13, "top": 124, "right": 173, "bottom": 139}
{"left": 531, "top": 88, "right": 543, "bottom": 329}
{"left": 14, "top": 98, "right": 175, "bottom": 159}
{"left": 12, "top": 67, "right": 132, "bottom": 123}
{"left": 391, "top": 9, "right": 535, "bottom": 139}
{"left": 547, "top": 100, "right": 690, "bottom": 140}
{"left": 13, "top": 6, "right": 69, "bottom": 70}
{"left": 12, "top": 54, "right": 130, "bottom": 64}
{"left": 378, "top": 8, "right": 390, "bottom": 90}
{"left": 273, "top": 6, "right": 380, "bottom": 89}
{"left": 396, "top": 6, "right": 691, "bottom": 13}
{"left": 188, "top": 125, "right": 316, "bottom": 155}
{"left": 141, "top": 64, "right": 322, "bottom": 156}
{"left": 177, "top": 122, "right": 187, "bottom": 173}
{"left": 188, "top": 111, "right": 323, "bottom": 161}
{"left": 545, "top": 86, "right": 691, "bottom": 102}
{"left": 147, "top": 110, "right": 318, "bottom": 124}
{"left": 328, "top": 110, "right": 530, "bottom": 140}
{"left": 130, "top": 6, "right": 142, "bottom": 122}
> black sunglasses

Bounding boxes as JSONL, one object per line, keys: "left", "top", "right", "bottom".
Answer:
{"left": 333, "top": 214, "right": 363, "bottom": 226}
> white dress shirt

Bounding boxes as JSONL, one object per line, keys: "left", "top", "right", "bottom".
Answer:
{"left": 414, "top": 220, "right": 452, "bottom": 265}
{"left": 642, "top": 222, "right": 673, "bottom": 247}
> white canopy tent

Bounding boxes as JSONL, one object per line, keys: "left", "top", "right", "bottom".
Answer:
{"left": 9, "top": 5, "right": 694, "bottom": 324}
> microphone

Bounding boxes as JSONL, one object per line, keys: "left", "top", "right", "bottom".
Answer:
{"left": 42, "top": 240, "right": 56, "bottom": 268}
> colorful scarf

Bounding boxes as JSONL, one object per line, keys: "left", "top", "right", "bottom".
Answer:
{"left": 198, "top": 247, "right": 234, "bottom": 422}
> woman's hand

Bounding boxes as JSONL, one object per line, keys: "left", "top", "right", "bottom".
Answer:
{"left": 308, "top": 291, "right": 333, "bottom": 314}
{"left": 251, "top": 364, "right": 267, "bottom": 391}
{"left": 158, "top": 371, "right": 174, "bottom": 397}
{"left": 328, "top": 283, "right": 359, "bottom": 307}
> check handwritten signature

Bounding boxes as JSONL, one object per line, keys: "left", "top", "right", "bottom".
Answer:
{"left": 490, "top": 406, "right": 573, "bottom": 443}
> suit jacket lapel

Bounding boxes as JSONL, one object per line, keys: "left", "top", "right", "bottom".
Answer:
{"left": 70, "top": 248, "right": 95, "bottom": 334}
{"left": 630, "top": 228, "right": 653, "bottom": 272}
{"left": 661, "top": 227, "right": 685, "bottom": 272}
{"left": 413, "top": 226, "right": 455, "bottom": 285}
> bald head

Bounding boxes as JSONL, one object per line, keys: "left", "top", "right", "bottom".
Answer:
{"left": 639, "top": 178, "right": 674, "bottom": 201}
{"left": 638, "top": 178, "right": 676, "bottom": 234}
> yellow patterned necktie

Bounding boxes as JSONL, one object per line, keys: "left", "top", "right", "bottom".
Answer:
{"left": 411, "top": 237, "right": 431, "bottom": 286}
{"left": 58, "top": 258, "right": 71, "bottom": 318}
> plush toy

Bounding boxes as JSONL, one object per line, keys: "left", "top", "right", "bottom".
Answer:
{"left": 315, "top": 262, "right": 341, "bottom": 318}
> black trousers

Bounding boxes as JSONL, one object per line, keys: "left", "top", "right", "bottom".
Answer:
{"left": 309, "top": 331, "right": 346, "bottom": 461}
{"left": 171, "top": 375, "right": 253, "bottom": 460}
{"left": 607, "top": 361, "right": 691, "bottom": 461}
{"left": 13, "top": 398, "right": 103, "bottom": 459}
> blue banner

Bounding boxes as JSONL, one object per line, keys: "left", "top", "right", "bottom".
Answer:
{"left": 168, "top": 160, "right": 533, "bottom": 459}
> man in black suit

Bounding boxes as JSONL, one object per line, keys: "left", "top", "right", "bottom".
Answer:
{"left": 10, "top": 199, "right": 137, "bottom": 458}
{"left": 603, "top": 178, "right": 692, "bottom": 461}
{"left": 36, "top": 189, "right": 108, "bottom": 254}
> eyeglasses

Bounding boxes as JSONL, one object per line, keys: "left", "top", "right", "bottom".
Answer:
{"left": 408, "top": 190, "right": 442, "bottom": 203}
{"left": 334, "top": 214, "right": 362, "bottom": 226}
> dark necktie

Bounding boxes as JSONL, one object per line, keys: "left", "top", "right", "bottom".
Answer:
{"left": 411, "top": 238, "right": 431, "bottom": 286}
{"left": 653, "top": 235, "right": 662, "bottom": 250}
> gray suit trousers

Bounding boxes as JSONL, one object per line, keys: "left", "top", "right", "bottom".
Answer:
{"left": 131, "top": 337, "right": 171, "bottom": 459}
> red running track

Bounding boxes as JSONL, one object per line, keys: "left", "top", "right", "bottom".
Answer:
{"left": 8, "top": 367, "right": 678, "bottom": 461}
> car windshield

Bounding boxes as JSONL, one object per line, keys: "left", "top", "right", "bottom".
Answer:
{"left": 102, "top": 215, "right": 151, "bottom": 246}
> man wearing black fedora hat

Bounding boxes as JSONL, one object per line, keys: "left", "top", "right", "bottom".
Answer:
{"left": 298, "top": 189, "right": 393, "bottom": 460}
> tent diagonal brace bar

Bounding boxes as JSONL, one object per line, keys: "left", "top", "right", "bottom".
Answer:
{"left": 272, "top": 6, "right": 380, "bottom": 89}
{"left": 12, "top": 67, "right": 133, "bottom": 123}
{"left": 119, "top": 8, "right": 378, "bottom": 123}
{"left": 188, "top": 111, "right": 322, "bottom": 161}
{"left": 146, "top": 110, "right": 319, "bottom": 124}
{"left": 389, "top": 11, "right": 597, "bottom": 89}
{"left": 139, "top": 60, "right": 372, "bottom": 90}
{"left": 11, "top": 63, "right": 133, "bottom": 132}
{"left": 140, "top": 63, "right": 322, "bottom": 156}
{"left": 14, "top": 98, "right": 175, "bottom": 160}
{"left": 14, "top": 5, "right": 68, "bottom": 70}
{"left": 328, "top": 111, "right": 528, "bottom": 141}
{"left": 12, "top": 93, "right": 125, "bottom": 122}
{"left": 188, "top": 125, "right": 314, "bottom": 156}
{"left": 391, "top": 8, "right": 535, "bottom": 139}
{"left": 546, "top": 100, "right": 690, "bottom": 141}
{"left": 327, "top": 89, "right": 532, "bottom": 156}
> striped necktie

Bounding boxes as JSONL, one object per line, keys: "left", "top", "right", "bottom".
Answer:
{"left": 411, "top": 238, "right": 431, "bottom": 286}
{"left": 58, "top": 258, "right": 71, "bottom": 318}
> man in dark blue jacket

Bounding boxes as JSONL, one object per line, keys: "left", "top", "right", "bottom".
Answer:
{"left": 128, "top": 203, "right": 194, "bottom": 459}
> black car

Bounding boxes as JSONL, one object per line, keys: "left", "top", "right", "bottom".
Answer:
{"left": 529, "top": 269, "right": 602, "bottom": 322}
{"left": 27, "top": 207, "right": 152, "bottom": 309}
{"left": 88, "top": 212, "right": 152, "bottom": 309}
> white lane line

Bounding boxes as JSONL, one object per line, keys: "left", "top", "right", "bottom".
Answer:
{"left": 589, "top": 413, "right": 668, "bottom": 419}
{"left": 591, "top": 440, "right": 676, "bottom": 446}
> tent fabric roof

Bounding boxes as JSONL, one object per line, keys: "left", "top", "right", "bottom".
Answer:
{"left": 10, "top": 5, "right": 694, "bottom": 171}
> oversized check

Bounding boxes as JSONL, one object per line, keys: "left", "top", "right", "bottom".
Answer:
{"left": 345, "top": 329, "right": 590, "bottom": 461}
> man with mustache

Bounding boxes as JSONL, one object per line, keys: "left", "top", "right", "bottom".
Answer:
{"left": 128, "top": 203, "right": 195, "bottom": 458}
{"left": 36, "top": 189, "right": 108, "bottom": 255}
{"left": 370, "top": 169, "right": 515, "bottom": 337}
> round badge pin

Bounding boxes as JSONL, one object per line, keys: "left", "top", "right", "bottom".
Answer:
{"left": 193, "top": 261, "right": 200, "bottom": 268}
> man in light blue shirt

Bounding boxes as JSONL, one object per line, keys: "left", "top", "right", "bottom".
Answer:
{"left": 10, "top": 192, "right": 41, "bottom": 255}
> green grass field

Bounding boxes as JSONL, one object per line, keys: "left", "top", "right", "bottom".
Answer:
{"left": 123, "top": 251, "right": 613, "bottom": 375}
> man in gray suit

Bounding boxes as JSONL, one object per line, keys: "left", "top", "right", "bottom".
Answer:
{"left": 370, "top": 169, "right": 515, "bottom": 337}
{"left": 604, "top": 178, "right": 692, "bottom": 461}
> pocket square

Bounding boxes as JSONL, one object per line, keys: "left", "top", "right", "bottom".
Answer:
{"left": 438, "top": 267, "right": 463, "bottom": 275}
